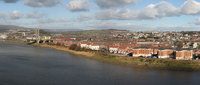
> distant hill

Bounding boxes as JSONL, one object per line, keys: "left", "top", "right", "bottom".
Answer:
{"left": 0, "top": 25, "right": 30, "bottom": 31}
{"left": 0, "top": 25, "right": 130, "bottom": 34}
{"left": 62, "top": 29, "right": 130, "bottom": 35}
{"left": 43, "top": 29, "right": 84, "bottom": 32}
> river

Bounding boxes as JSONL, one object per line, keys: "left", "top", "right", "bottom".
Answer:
{"left": 0, "top": 42, "right": 200, "bottom": 85}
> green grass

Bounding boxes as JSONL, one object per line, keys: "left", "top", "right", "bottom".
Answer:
{"left": 90, "top": 53, "right": 200, "bottom": 71}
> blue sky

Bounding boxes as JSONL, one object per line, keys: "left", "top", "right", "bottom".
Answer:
{"left": 0, "top": 0, "right": 200, "bottom": 31}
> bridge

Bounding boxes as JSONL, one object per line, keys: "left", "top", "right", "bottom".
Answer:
{"left": 26, "top": 28, "right": 52, "bottom": 45}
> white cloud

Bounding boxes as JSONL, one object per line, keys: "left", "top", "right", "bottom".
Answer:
{"left": 24, "top": 0, "right": 61, "bottom": 7}
{"left": 180, "top": 0, "right": 200, "bottom": 15}
{"left": 95, "top": 0, "right": 200, "bottom": 20}
{"left": 0, "top": 10, "right": 47, "bottom": 20}
{"left": 193, "top": 18, "right": 200, "bottom": 25}
{"left": 95, "top": 1, "right": 179, "bottom": 20}
{"left": 24, "top": 10, "right": 46, "bottom": 19}
{"left": 8, "top": 10, "right": 24, "bottom": 20}
{"left": 66, "top": 0, "right": 89, "bottom": 12}
{"left": 75, "top": 14, "right": 92, "bottom": 21}
{"left": 37, "top": 17, "right": 67, "bottom": 24}
{"left": 94, "top": 0, "right": 137, "bottom": 8}
{"left": 87, "top": 21, "right": 198, "bottom": 31}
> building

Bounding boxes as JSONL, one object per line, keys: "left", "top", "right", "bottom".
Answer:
{"left": 109, "top": 46, "right": 119, "bottom": 54}
{"left": 53, "top": 38, "right": 72, "bottom": 46}
{"left": 40, "top": 36, "right": 51, "bottom": 40}
{"left": 89, "top": 44, "right": 100, "bottom": 50}
{"left": 0, "top": 34, "right": 8, "bottom": 39}
{"left": 118, "top": 45, "right": 129, "bottom": 55}
{"left": 193, "top": 42, "right": 199, "bottom": 48}
{"left": 176, "top": 49, "right": 194, "bottom": 60}
{"left": 158, "top": 48, "right": 174, "bottom": 59}
{"left": 79, "top": 42, "right": 90, "bottom": 48}
{"left": 131, "top": 47, "right": 153, "bottom": 57}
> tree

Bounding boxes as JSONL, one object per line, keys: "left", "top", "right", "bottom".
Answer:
{"left": 197, "top": 45, "right": 200, "bottom": 49}
{"left": 69, "top": 44, "right": 77, "bottom": 50}
{"left": 176, "top": 41, "right": 183, "bottom": 49}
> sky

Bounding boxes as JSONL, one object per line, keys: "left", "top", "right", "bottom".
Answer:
{"left": 0, "top": 0, "right": 200, "bottom": 31}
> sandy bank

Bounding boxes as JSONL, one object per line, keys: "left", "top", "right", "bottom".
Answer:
{"left": 38, "top": 44, "right": 95, "bottom": 57}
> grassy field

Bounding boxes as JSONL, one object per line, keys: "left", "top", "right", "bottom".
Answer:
{"left": 93, "top": 54, "right": 200, "bottom": 71}
{"left": 4, "top": 40, "right": 27, "bottom": 44}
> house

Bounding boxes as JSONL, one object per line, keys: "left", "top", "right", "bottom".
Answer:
{"left": 195, "top": 50, "right": 200, "bottom": 56}
{"left": 194, "top": 50, "right": 200, "bottom": 59}
{"left": 158, "top": 48, "right": 174, "bottom": 59}
{"left": 109, "top": 46, "right": 119, "bottom": 54}
{"left": 176, "top": 49, "right": 194, "bottom": 60}
{"left": 53, "top": 38, "right": 75, "bottom": 46}
{"left": 118, "top": 45, "right": 129, "bottom": 55}
{"left": 89, "top": 44, "right": 100, "bottom": 50}
{"left": 131, "top": 47, "right": 153, "bottom": 57}
{"left": 79, "top": 42, "right": 90, "bottom": 48}
{"left": 0, "top": 34, "right": 8, "bottom": 39}
{"left": 52, "top": 38, "right": 64, "bottom": 45}
{"left": 193, "top": 42, "right": 200, "bottom": 48}
{"left": 64, "top": 41, "right": 74, "bottom": 47}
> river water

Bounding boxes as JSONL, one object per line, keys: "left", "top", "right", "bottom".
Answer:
{"left": 0, "top": 42, "right": 200, "bottom": 85}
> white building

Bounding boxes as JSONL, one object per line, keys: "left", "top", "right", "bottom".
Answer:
{"left": 89, "top": 44, "right": 100, "bottom": 51}
{"left": 0, "top": 34, "right": 8, "bottom": 39}
{"left": 193, "top": 42, "right": 199, "bottom": 48}
{"left": 80, "top": 42, "right": 90, "bottom": 48}
{"left": 109, "top": 46, "right": 119, "bottom": 54}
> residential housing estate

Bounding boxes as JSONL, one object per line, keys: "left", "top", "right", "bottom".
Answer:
{"left": 1, "top": 28, "right": 200, "bottom": 60}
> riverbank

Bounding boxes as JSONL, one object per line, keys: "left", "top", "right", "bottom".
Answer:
{"left": 3, "top": 40, "right": 27, "bottom": 44}
{"left": 3, "top": 40, "right": 200, "bottom": 71}
{"left": 38, "top": 44, "right": 200, "bottom": 71}
{"left": 38, "top": 44, "right": 95, "bottom": 57}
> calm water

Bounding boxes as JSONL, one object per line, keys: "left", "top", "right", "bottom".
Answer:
{"left": 0, "top": 42, "right": 200, "bottom": 85}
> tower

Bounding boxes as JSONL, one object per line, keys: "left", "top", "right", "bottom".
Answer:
{"left": 35, "top": 28, "right": 40, "bottom": 44}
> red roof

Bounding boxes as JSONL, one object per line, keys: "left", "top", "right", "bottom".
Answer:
{"left": 109, "top": 46, "right": 119, "bottom": 48}
{"left": 80, "top": 42, "right": 90, "bottom": 44}
{"left": 59, "top": 38, "right": 71, "bottom": 40}
{"left": 91, "top": 44, "right": 100, "bottom": 46}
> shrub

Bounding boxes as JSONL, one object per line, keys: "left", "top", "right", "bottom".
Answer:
{"left": 69, "top": 44, "right": 78, "bottom": 50}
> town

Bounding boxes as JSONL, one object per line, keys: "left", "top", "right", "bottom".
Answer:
{"left": 0, "top": 27, "right": 200, "bottom": 61}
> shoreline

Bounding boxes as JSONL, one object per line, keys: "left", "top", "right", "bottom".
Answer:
{"left": 2, "top": 40, "right": 27, "bottom": 44}
{"left": 3, "top": 40, "right": 200, "bottom": 72}
{"left": 38, "top": 44, "right": 200, "bottom": 72}
{"left": 38, "top": 44, "right": 95, "bottom": 57}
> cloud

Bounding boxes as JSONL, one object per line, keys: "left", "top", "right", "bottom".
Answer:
{"left": 24, "top": 0, "right": 60, "bottom": 7}
{"left": 75, "top": 14, "right": 92, "bottom": 21}
{"left": 95, "top": 1, "right": 179, "bottom": 20}
{"left": 95, "top": 0, "right": 200, "bottom": 20}
{"left": 37, "top": 17, "right": 67, "bottom": 24}
{"left": 8, "top": 10, "right": 24, "bottom": 20}
{"left": 193, "top": 18, "right": 200, "bottom": 25}
{"left": 180, "top": 0, "right": 200, "bottom": 15}
{"left": 87, "top": 21, "right": 198, "bottom": 31}
{"left": 2, "top": 0, "right": 18, "bottom": 3}
{"left": 24, "top": 10, "right": 46, "bottom": 19}
{"left": 0, "top": 10, "right": 47, "bottom": 20}
{"left": 66, "top": 0, "right": 89, "bottom": 12}
{"left": 94, "top": 0, "right": 137, "bottom": 8}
